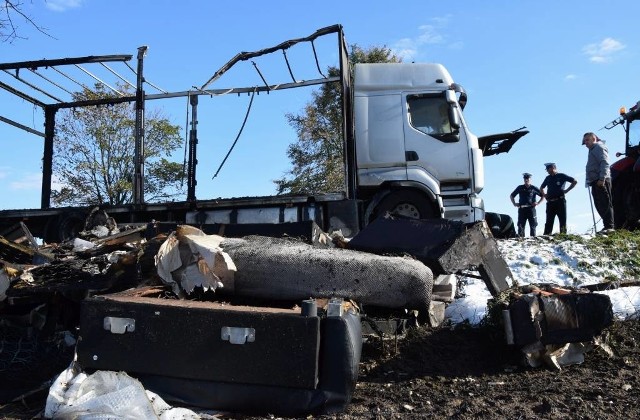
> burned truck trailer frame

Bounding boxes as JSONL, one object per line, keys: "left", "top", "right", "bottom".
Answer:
{"left": 0, "top": 25, "right": 525, "bottom": 243}
{"left": 0, "top": 25, "right": 357, "bottom": 242}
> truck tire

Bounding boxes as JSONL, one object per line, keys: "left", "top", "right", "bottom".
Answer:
{"left": 623, "top": 182, "right": 640, "bottom": 230}
{"left": 372, "top": 190, "right": 437, "bottom": 221}
{"left": 46, "top": 211, "right": 86, "bottom": 243}
{"left": 612, "top": 174, "right": 630, "bottom": 229}
{"left": 485, "top": 212, "right": 516, "bottom": 239}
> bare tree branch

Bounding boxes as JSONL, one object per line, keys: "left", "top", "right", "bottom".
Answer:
{"left": 1, "top": 0, "right": 55, "bottom": 43}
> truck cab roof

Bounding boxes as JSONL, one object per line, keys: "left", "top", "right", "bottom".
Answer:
{"left": 354, "top": 63, "right": 454, "bottom": 92}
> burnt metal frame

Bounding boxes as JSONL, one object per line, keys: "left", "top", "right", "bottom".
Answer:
{"left": 0, "top": 24, "right": 353, "bottom": 209}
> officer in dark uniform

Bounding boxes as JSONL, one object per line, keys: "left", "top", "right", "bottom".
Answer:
{"left": 510, "top": 172, "right": 544, "bottom": 237}
{"left": 540, "top": 162, "right": 578, "bottom": 235}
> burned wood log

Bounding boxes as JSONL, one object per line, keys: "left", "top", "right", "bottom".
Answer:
{"left": 0, "top": 236, "right": 51, "bottom": 266}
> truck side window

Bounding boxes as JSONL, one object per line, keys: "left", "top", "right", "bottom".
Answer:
{"left": 630, "top": 120, "right": 640, "bottom": 147}
{"left": 407, "top": 95, "right": 458, "bottom": 142}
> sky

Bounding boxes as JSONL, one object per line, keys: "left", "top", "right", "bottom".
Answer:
{"left": 2, "top": 0, "right": 640, "bottom": 235}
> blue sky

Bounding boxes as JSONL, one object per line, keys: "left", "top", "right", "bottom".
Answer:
{"left": 1, "top": 0, "right": 639, "bottom": 235}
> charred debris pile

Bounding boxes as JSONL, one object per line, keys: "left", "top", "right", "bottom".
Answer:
{"left": 0, "top": 210, "right": 618, "bottom": 416}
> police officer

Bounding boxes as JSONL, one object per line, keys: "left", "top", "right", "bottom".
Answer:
{"left": 510, "top": 172, "right": 544, "bottom": 237}
{"left": 540, "top": 163, "right": 578, "bottom": 234}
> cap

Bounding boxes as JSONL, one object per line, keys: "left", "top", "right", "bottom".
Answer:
{"left": 523, "top": 172, "right": 532, "bottom": 179}
{"left": 544, "top": 162, "right": 556, "bottom": 169}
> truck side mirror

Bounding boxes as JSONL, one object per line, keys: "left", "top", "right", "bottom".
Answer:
{"left": 450, "top": 83, "right": 467, "bottom": 110}
{"left": 457, "top": 92, "right": 467, "bottom": 110}
{"left": 448, "top": 105, "right": 460, "bottom": 131}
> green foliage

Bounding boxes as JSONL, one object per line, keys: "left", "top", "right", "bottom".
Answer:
{"left": 274, "top": 45, "right": 401, "bottom": 194}
{"left": 52, "top": 84, "right": 184, "bottom": 206}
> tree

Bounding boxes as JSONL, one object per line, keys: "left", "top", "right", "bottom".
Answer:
{"left": 52, "top": 85, "right": 185, "bottom": 206}
{"left": 274, "top": 45, "right": 401, "bottom": 195}
{"left": 1, "top": 1, "right": 50, "bottom": 43}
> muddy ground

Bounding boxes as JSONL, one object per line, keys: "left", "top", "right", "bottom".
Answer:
{"left": 1, "top": 319, "right": 638, "bottom": 419}
{"left": 331, "top": 319, "right": 640, "bottom": 419}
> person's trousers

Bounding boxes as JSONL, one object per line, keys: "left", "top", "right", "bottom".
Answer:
{"left": 517, "top": 207, "right": 537, "bottom": 237}
{"left": 544, "top": 199, "right": 566, "bottom": 235}
{"left": 591, "top": 180, "right": 614, "bottom": 230}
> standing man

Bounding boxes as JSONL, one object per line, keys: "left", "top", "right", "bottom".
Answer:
{"left": 510, "top": 172, "right": 544, "bottom": 237}
{"left": 540, "top": 163, "right": 578, "bottom": 235}
{"left": 583, "top": 132, "right": 614, "bottom": 231}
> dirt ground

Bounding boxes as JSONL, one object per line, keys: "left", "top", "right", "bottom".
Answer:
{"left": 1, "top": 320, "right": 638, "bottom": 419}
{"left": 235, "top": 319, "right": 640, "bottom": 420}
{"left": 335, "top": 320, "right": 640, "bottom": 420}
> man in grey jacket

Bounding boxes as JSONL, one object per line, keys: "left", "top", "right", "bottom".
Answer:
{"left": 583, "top": 132, "right": 614, "bottom": 231}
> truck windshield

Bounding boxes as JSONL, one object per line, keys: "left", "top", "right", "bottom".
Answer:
{"left": 406, "top": 94, "right": 457, "bottom": 141}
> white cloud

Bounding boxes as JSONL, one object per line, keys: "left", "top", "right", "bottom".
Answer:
{"left": 416, "top": 25, "right": 445, "bottom": 45}
{"left": 393, "top": 37, "right": 419, "bottom": 62}
{"left": 45, "top": 0, "right": 83, "bottom": 12}
{"left": 582, "top": 37, "right": 625, "bottom": 63}
{"left": 565, "top": 74, "right": 577, "bottom": 81}
{"left": 10, "top": 173, "right": 42, "bottom": 190}
{"left": 391, "top": 17, "right": 457, "bottom": 61}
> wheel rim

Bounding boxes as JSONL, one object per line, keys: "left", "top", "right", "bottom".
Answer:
{"left": 392, "top": 203, "right": 421, "bottom": 219}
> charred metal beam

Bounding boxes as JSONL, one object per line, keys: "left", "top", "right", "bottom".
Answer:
{"left": 187, "top": 94, "right": 198, "bottom": 202}
{"left": 0, "top": 54, "right": 132, "bottom": 71}
{"left": 0, "top": 80, "right": 47, "bottom": 108}
{"left": 29, "top": 68, "right": 76, "bottom": 96}
{"left": 133, "top": 46, "right": 147, "bottom": 205}
{"left": 100, "top": 62, "right": 136, "bottom": 89}
{"left": 0, "top": 115, "right": 44, "bottom": 137}
{"left": 147, "top": 77, "right": 339, "bottom": 101}
{"left": 41, "top": 106, "right": 57, "bottom": 209}
{"left": 74, "top": 64, "right": 124, "bottom": 96}
{"left": 50, "top": 66, "right": 91, "bottom": 93}
{"left": 44, "top": 76, "right": 333, "bottom": 110}
{"left": 200, "top": 24, "right": 343, "bottom": 90}
{"left": 2, "top": 69, "right": 63, "bottom": 102}
{"left": 50, "top": 95, "right": 136, "bottom": 110}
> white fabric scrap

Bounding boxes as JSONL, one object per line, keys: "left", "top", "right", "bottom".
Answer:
{"left": 155, "top": 226, "right": 236, "bottom": 295}
{"left": 72, "top": 237, "right": 97, "bottom": 252}
{"left": 522, "top": 340, "right": 596, "bottom": 370}
{"left": 45, "top": 366, "right": 203, "bottom": 419}
{"left": 90, "top": 224, "right": 112, "bottom": 238}
{"left": 107, "top": 250, "right": 131, "bottom": 264}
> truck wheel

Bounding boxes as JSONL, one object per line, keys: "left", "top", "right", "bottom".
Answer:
{"left": 623, "top": 183, "right": 640, "bottom": 229}
{"left": 485, "top": 212, "right": 516, "bottom": 239}
{"left": 612, "top": 175, "right": 630, "bottom": 229}
{"left": 372, "top": 190, "right": 436, "bottom": 221}
{"left": 46, "top": 211, "right": 86, "bottom": 243}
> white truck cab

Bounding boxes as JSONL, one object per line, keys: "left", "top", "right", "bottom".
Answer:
{"left": 354, "top": 63, "right": 485, "bottom": 224}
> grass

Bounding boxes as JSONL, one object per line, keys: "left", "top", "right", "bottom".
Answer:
{"left": 552, "top": 230, "right": 640, "bottom": 280}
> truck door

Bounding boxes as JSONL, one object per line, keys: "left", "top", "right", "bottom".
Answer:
{"left": 403, "top": 93, "right": 471, "bottom": 187}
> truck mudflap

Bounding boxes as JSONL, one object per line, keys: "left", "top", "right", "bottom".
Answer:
{"left": 76, "top": 292, "right": 362, "bottom": 416}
